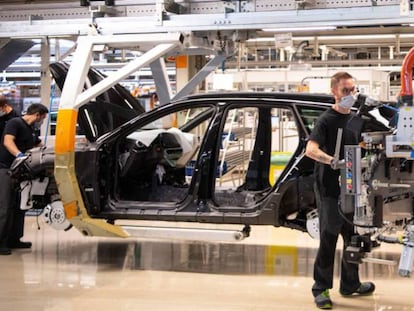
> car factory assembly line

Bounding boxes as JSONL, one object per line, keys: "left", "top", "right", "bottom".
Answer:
{"left": 0, "top": 0, "right": 413, "bottom": 278}
{"left": 7, "top": 26, "right": 414, "bottom": 278}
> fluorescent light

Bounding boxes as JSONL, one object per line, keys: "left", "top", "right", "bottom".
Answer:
{"left": 247, "top": 37, "right": 313, "bottom": 42}
{"left": 247, "top": 33, "right": 414, "bottom": 43}
{"left": 262, "top": 26, "right": 336, "bottom": 32}
{"left": 320, "top": 34, "right": 393, "bottom": 40}
{"left": 317, "top": 34, "right": 414, "bottom": 40}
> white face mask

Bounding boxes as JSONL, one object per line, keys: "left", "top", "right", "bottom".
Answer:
{"left": 34, "top": 119, "right": 44, "bottom": 129}
{"left": 33, "top": 118, "right": 44, "bottom": 129}
{"left": 338, "top": 94, "right": 356, "bottom": 110}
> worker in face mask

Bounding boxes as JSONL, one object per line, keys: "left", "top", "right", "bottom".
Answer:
{"left": 305, "top": 72, "right": 375, "bottom": 309}
{"left": 0, "top": 95, "right": 19, "bottom": 137}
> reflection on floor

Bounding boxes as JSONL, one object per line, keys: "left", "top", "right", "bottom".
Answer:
{"left": 0, "top": 216, "right": 413, "bottom": 310}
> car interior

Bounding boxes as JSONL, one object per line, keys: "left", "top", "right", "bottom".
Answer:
{"left": 108, "top": 102, "right": 315, "bottom": 218}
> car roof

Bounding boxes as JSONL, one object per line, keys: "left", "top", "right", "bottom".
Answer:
{"left": 174, "top": 91, "right": 335, "bottom": 105}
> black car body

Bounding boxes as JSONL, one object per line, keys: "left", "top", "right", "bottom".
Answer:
{"left": 81, "top": 92, "right": 390, "bottom": 227}
{"left": 11, "top": 65, "right": 393, "bottom": 238}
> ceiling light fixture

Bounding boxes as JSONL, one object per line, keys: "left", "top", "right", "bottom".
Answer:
{"left": 247, "top": 33, "right": 414, "bottom": 43}
{"left": 262, "top": 26, "right": 336, "bottom": 32}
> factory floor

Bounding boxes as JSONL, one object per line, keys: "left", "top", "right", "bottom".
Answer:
{"left": 0, "top": 216, "right": 413, "bottom": 311}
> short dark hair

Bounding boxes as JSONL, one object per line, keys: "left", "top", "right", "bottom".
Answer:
{"left": 331, "top": 71, "right": 354, "bottom": 88}
{"left": 0, "top": 95, "right": 8, "bottom": 108}
{"left": 26, "top": 103, "right": 49, "bottom": 116}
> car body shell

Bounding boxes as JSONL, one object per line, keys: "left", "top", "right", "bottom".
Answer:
{"left": 11, "top": 68, "right": 393, "bottom": 235}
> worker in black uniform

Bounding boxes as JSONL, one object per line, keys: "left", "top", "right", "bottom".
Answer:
{"left": 0, "top": 95, "right": 19, "bottom": 136}
{"left": 0, "top": 103, "right": 48, "bottom": 255}
{"left": 305, "top": 72, "right": 375, "bottom": 309}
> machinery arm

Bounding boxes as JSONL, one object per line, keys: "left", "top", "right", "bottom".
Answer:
{"left": 399, "top": 47, "right": 414, "bottom": 103}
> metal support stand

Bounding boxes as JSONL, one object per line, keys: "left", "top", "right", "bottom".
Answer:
{"left": 398, "top": 225, "right": 414, "bottom": 276}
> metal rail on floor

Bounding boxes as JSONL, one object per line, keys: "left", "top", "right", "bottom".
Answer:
{"left": 122, "top": 224, "right": 251, "bottom": 242}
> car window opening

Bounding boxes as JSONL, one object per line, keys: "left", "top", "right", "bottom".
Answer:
{"left": 213, "top": 106, "right": 299, "bottom": 208}
{"left": 113, "top": 107, "right": 212, "bottom": 204}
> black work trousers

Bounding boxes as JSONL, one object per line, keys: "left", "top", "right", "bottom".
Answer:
{"left": 0, "top": 168, "right": 25, "bottom": 247}
{"left": 312, "top": 195, "right": 361, "bottom": 297}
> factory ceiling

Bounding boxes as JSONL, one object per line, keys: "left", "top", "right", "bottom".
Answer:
{"left": 1, "top": 0, "right": 414, "bottom": 70}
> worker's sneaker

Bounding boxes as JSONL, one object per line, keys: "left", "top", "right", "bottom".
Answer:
{"left": 340, "top": 282, "right": 375, "bottom": 297}
{"left": 315, "top": 289, "right": 332, "bottom": 309}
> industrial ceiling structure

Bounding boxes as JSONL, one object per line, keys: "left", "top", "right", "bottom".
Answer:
{"left": 1, "top": 0, "right": 414, "bottom": 76}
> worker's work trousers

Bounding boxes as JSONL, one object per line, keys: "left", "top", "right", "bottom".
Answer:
{"left": 0, "top": 168, "right": 24, "bottom": 247}
{"left": 311, "top": 195, "right": 361, "bottom": 297}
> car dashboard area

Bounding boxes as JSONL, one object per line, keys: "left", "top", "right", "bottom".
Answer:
{"left": 123, "top": 128, "right": 198, "bottom": 169}
{"left": 115, "top": 127, "right": 198, "bottom": 202}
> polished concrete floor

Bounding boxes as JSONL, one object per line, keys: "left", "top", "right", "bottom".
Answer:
{"left": 1, "top": 216, "right": 414, "bottom": 311}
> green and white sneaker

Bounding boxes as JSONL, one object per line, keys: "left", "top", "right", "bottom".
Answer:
{"left": 315, "top": 289, "right": 332, "bottom": 309}
{"left": 340, "top": 282, "right": 375, "bottom": 296}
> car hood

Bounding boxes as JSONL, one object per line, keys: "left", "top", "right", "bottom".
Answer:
{"left": 49, "top": 62, "right": 145, "bottom": 142}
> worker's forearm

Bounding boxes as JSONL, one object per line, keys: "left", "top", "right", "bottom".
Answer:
{"left": 306, "top": 148, "right": 334, "bottom": 165}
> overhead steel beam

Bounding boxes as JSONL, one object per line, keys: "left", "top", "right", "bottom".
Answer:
{"left": 0, "top": 5, "right": 413, "bottom": 38}
{"left": 172, "top": 52, "right": 227, "bottom": 101}
{"left": 0, "top": 39, "right": 35, "bottom": 70}
{"left": 77, "top": 42, "right": 179, "bottom": 107}
{"left": 40, "top": 37, "right": 51, "bottom": 113}
{"left": 58, "top": 32, "right": 184, "bottom": 109}
{"left": 149, "top": 58, "right": 173, "bottom": 105}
